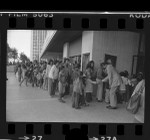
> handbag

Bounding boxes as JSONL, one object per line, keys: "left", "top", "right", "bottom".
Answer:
{"left": 126, "top": 91, "right": 141, "bottom": 114}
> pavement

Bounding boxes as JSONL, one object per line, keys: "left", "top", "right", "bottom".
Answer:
{"left": 6, "top": 72, "right": 135, "bottom": 123}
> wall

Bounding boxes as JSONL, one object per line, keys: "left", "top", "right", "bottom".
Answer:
{"left": 68, "top": 37, "right": 82, "bottom": 57}
{"left": 92, "top": 31, "right": 139, "bottom": 75}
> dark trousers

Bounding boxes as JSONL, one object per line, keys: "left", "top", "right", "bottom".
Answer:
{"left": 72, "top": 92, "right": 80, "bottom": 108}
{"left": 85, "top": 92, "right": 92, "bottom": 102}
{"left": 79, "top": 94, "right": 86, "bottom": 106}
{"left": 65, "top": 75, "right": 71, "bottom": 95}
{"left": 52, "top": 79, "right": 57, "bottom": 95}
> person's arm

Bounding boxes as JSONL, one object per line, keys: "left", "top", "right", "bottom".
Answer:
{"left": 88, "top": 79, "right": 97, "bottom": 84}
{"left": 102, "top": 76, "right": 109, "bottom": 83}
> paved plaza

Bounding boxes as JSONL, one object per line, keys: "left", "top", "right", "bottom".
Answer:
{"left": 6, "top": 71, "right": 135, "bottom": 123}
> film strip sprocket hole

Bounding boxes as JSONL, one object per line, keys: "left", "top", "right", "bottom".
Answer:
{"left": 8, "top": 16, "right": 145, "bottom": 29}
{"left": 7, "top": 123, "right": 143, "bottom": 136}
{"left": 0, "top": 12, "right": 148, "bottom": 140}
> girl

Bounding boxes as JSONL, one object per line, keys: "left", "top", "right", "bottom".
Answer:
{"left": 42, "top": 68, "right": 47, "bottom": 90}
{"left": 37, "top": 69, "right": 42, "bottom": 88}
{"left": 119, "top": 72, "right": 128, "bottom": 104}
{"left": 72, "top": 69, "right": 83, "bottom": 109}
{"left": 79, "top": 72, "right": 89, "bottom": 107}
{"left": 85, "top": 69, "right": 97, "bottom": 103}
{"left": 58, "top": 65, "right": 67, "bottom": 103}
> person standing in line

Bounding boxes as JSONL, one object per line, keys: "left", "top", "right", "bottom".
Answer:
{"left": 58, "top": 65, "right": 67, "bottom": 103}
{"left": 64, "top": 58, "right": 72, "bottom": 95}
{"left": 96, "top": 63, "right": 104, "bottom": 102}
{"left": 19, "top": 64, "right": 28, "bottom": 86}
{"left": 119, "top": 72, "right": 128, "bottom": 104}
{"left": 47, "top": 59, "right": 53, "bottom": 95}
{"left": 85, "top": 69, "right": 97, "bottom": 103}
{"left": 49, "top": 60, "right": 59, "bottom": 97}
{"left": 17, "top": 64, "right": 22, "bottom": 82}
{"left": 72, "top": 68, "right": 83, "bottom": 109}
{"left": 102, "top": 62, "right": 122, "bottom": 109}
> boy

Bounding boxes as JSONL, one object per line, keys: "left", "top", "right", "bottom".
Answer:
{"left": 58, "top": 65, "right": 67, "bottom": 103}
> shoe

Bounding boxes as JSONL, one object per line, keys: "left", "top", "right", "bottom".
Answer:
{"left": 59, "top": 99, "right": 65, "bottom": 103}
{"left": 107, "top": 106, "right": 117, "bottom": 109}
{"left": 75, "top": 107, "right": 81, "bottom": 109}
{"left": 106, "top": 105, "right": 111, "bottom": 108}
{"left": 98, "top": 100, "right": 103, "bottom": 102}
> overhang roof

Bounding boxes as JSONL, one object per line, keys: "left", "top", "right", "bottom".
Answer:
{"left": 40, "top": 31, "right": 82, "bottom": 58}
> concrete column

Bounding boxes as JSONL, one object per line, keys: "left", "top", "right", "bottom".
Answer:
{"left": 63, "top": 42, "right": 69, "bottom": 58}
{"left": 81, "top": 31, "right": 94, "bottom": 71}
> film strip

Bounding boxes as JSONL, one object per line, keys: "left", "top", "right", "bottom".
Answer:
{"left": 0, "top": 12, "right": 149, "bottom": 140}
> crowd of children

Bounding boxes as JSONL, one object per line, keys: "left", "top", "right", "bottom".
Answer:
{"left": 14, "top": 58, "right": 144, "bottom": 110}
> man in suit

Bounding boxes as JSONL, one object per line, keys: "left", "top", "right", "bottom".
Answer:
{"left": 102, "top": 61, "right": 122, "bottom": 109}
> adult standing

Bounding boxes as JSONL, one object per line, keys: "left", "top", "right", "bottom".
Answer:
{"left": 133, "top": 79, "right": 145, "bottom": 123}
{"left": 49, "top": 60, "right": 59, "bottom": 97}
{"left": 96, "top": 63, "right": 104, "bottom": 102}
{"left": 64, "top": 58, "right": 72, "bottom": 95}
{"left": 102, "top": 62, "right": 122, "bottom": 109}
{"left": 47, "top": 59, "right": 53, "bottom": 95}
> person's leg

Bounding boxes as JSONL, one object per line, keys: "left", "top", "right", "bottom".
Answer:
{"left": 75, "top": 93, "right": 80, "bottom": 109}
{"left": 105, "top": 89, "right": 110, "bottom": 104}
{"left": 19, "top": 77, "right": 25, "bottom": 86}
{"left": 25, "top": 77, "right": 28, "bottom": 86}
{"left": 97, "top": 83, "right": 103, "bottom": 102}
{"left": 108, "top": 86, "right": 118, "bottom": 108}
{"left": 49, "top": 78, "right": 53, "bottom": 96}
{"left": 72, "top": 92, "right": 75, "bottom": 108}
{"left": 52, "top": 79, "right": 57, "bottom": 95}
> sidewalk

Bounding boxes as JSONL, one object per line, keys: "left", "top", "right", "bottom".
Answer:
{"left": 6, "top": 72, "right": 135, "bottom": 123}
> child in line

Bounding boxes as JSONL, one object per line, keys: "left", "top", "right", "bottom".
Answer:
{"left": 42, "top": 68, "right": 47, "bottom": 90}
{"left": 85, "top": 70, "right": 97, "bottom": 103}
{"left": 79, "top": 72, "right": 89, "bottom": 107}
{"left": 119, "top": 72, "right": 128, "bottom": 104}
{"left": 72, "top": 70, "right": 83, "bottom": 109}
{"left": 58, "top": 65, "right": 67, "bottom": 103}
{"left": 37, "top": 70, "right": 43, "bottom": 88}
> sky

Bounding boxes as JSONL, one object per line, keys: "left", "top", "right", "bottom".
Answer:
{"left": 7, "top": 30, "right": 31, "bottom": 59}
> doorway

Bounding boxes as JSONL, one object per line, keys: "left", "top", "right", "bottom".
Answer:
{"left": 104, "top": 54, "right": 117, "bottom": 67}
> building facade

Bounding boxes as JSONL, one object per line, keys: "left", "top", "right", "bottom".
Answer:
{"left": 30, "top": 30, "right": 47, "bottom": 61}
{"left": 40, "top": 31, "right": 145, "bottom": 76}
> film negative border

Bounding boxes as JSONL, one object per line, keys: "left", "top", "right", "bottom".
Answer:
{"left": 0, "top": 12, "right": 150, "bottom": 140}
{"left": 3, "top": 14, "right": 146, "bottom": 30}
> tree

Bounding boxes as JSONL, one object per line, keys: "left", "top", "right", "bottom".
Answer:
{"left": 19, "top": 52, "right": 30, "bottom": 63}
{"left": 11, "top": 48, "right": 18, "bottom": 64}
{"left": 7, "top": 43, "right": 13, "bottom": 64}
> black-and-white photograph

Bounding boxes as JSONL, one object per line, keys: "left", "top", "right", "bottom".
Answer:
{"left": 6, "top": 30, "right": 145, "bottom": 123}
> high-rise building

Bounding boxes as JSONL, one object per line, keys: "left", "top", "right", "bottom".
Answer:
{"left": 30, "top": 30, "right": 47, "bottom": 61}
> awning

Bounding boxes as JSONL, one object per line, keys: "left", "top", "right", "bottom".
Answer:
{"left": 40, "top": 31, "right": 82, "bottom": 58}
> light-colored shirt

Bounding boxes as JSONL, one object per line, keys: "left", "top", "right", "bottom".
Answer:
{"left": 73, "top": 77, "right": 83, "bottom": 93}
{"left": 46, "top": 64, "right": 52, "bottom": 78}
{"left": 49, "top": 65, "right": 59, "bottom": 80}
{"left": 102, "top": 64, "right": 122, "bottom": 88}
{"left": 85, "top": 79, "right": 96, "bottom": 93}
{"left": 119, "top": 76, "right": 128, "bottom": 91}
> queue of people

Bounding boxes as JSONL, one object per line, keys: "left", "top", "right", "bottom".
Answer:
{"left": 14, "top": 58, "right": 145, "bottom": 122}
